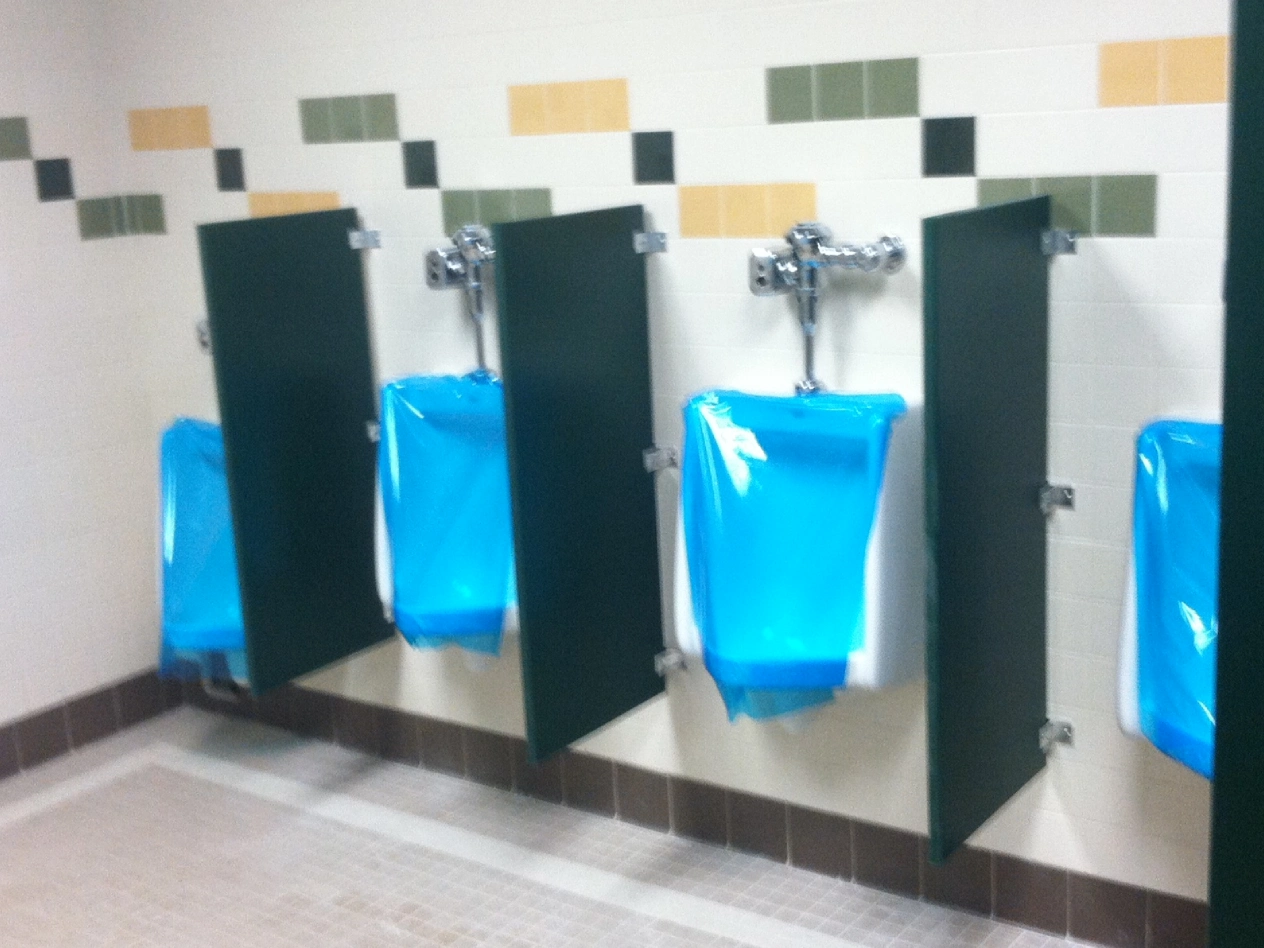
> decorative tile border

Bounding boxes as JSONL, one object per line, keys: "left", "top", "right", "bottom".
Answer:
{"left": 508, "top": 78, "right": 629, "bottom": 135}
{"left": 978, "top": 174, "right": 1158, "bottom": 236}
{"left": 214, "top": 148, "right": 246, "bottom": 192}
{"left": 1099, "top": 36, "right": 1229, "bottom": 107}
{"left": 128, "top": 106, "right": 212, "bottom": 151}
{"left": 440, "top": 188, "right": 552, "bottom": 235}
{"left": 77, "top": 195, "right": 167, "bottom": 240}
{"left": 0, "top": 115, "right": 32, "bottom": 160}
{"left": 300, "top": 94, "right": 400, "bottom": 144}
{"left": 633, "top": 131, "right": 674, "bottom": 184}
{"left": 35, "top": 158, "right": 74, "bottom": 201}
{"left": 679, "top": 182, "right": 816, "bottom": 238}
{"left": 247, "top": 191, "right": 340, "bottom": 218}
{"left": 767, "top": 58, "right": 919, "bottom": 124}
{"left": 402, "top": 140, "right": 438, "bottom": 188}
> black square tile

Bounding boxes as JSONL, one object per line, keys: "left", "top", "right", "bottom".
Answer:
{"left": 788, "top": 805, "right": 851, "bottom": 878}
{"left": 287, "top": 687, "right": 335, "bottom": 741}
{"left": 402, "top": 140, "right": 438, "bottom": 188}
{"left": 728, "top": 791, "right": 787, "bottom": 862}
{"left": 160, "top": 676, "right": 184, "bottom": 710}
{"left": 995, "top": 854, "right": 1068, "bottom": 935}
{"left": 633, "top": 131, "right": 674, "bottom": 184}
{"left": 563, "top": 752, "right": 615, "bottom": 816}
{"left": 922, "top": 842, "right": 993, "bottom": 917}
{"left": 253, "top": 685, "right": 295, "bottom": 731}
{"left": 14, "top": 706, "right": 70, "bottom": 770}
{"left": 464, "top": 728, "right": 514, "bottom": 789}
{"left": 852, "top": 821, "right": 921, "bottom": 898}
{"left": 1069, "top": 872, "right": 1147, "bottom": 948}
{"left": 1148, "top": 892, "right": 1208, "bottom": 948}
{"left": 65, "top": 688, "right": 120, "bottom": 749}
{"left": 922, "top": 116, "right": 976, "bottom": 177}
{"left": 418, "top": 717, "right": 465, "bottom": 776}
{"left": 513, "top": 743, "right": 564, "bottom": 802}
{"left": 332, "top": 698, "right": 381, "bottom": 755}
{"left": 615, "top": 764, "right": 670, "bottom": 831}
{"left": 670, "top": 777, "right": 727, "bottom": 846}
{"left": 34, "top": 158, "right": 73, "bottom": 201}
{"left": 0, "top": 725, "right": 19, "bottom": 780}
{"left": 214, "top": 148, "right": 246, "bottom": 192}
{"left": 116, "top": 671, "right": 164, "bottom": 728}
{"left": 379, "top": 709, "right": 422, "bottom": 765}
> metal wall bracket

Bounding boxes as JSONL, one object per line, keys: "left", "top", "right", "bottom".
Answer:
{"left": 196, "top": 319, "right": 211, "bottom": 354}
{"left": 366, "top": 421, "right": 381, "bottom": 443}
{"left": 654, "top": 648, "right": 687, "bottom": 676}
{"left": 642, "top": 446, "right": 679, "bottom": 473}
{"left": 634, "top": 231, "right": 668, "bottom": 254}
{"left": 1038, "top": 482, "right": 1075, "bottom": 516}
{"left": 1041, "top": 229, "right": 1077, "bottom": 256}
{"left": 1039, "top": 719, "right": 1075, "bottom": 754}
{"left": 349, "top": 229, "right": 382, "bottom": 250}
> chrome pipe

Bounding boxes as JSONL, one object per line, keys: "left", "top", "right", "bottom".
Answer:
{"left": 425, "top": 225, "right": 497, "bottom": 377}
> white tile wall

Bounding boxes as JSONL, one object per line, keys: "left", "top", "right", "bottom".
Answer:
{"left": 0, "top": 0, "right": 1229, "bottom": 902}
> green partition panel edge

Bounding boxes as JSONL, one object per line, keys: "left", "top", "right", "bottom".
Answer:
{"left": 923, "top": 196, "right": 1052, "bottom": 863}
{"left": 199, "top": 208, "right": 391, "bottom": 694}
{"left": 1210, "top": 7, "right": 1264, "bottom": 945}
{"left": 493, "top": 205, "right": 665, "bottom": 761}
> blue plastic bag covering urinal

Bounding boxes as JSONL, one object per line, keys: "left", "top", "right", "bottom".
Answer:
{"left": 380, "top": 373, "right": 516, "bottom": 655}
{"left": 681, "top": 390, "right": 908, "bottom": 720}
{"left": 159, "top": 418, "right": 248, "bottom": 683}
{"left": 1119, "top": 420, "right": 1221, "bottom": 779}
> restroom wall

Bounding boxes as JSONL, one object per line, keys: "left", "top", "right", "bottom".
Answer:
{"left": 5, "top": 0, "right": 1228, "bottom": 901}
{"left": 0, "top": 2, "right": 163, "bottom": 727}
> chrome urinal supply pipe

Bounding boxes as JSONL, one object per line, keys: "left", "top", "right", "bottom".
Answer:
{"left": 425, "top": 224, "right": 497, "bottom": 377}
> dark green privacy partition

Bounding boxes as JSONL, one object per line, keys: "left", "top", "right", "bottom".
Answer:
{"left": 493, "top": 205, "right": 664, "bottom": 761}
{"left": 923, "top": 197, "right": 1052, "bottom": 863}
{"left": 1211, "top": 5, "right": 1264, "bottom": 944}
{"left": 199, "top": 208, "right": 391, "bottom": 694}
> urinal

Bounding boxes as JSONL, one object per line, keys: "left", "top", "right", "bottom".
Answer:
{"left": 678, "top": 390, "right": 911, "bottom": 720}
{"left": 159, "top": 418, "right": 248, "bottom": 683}
{"left": 1119, "top": 419, "right": 1221, "bottom": 779}
{"left": 379, "top": 372, "right": 516, "bottom": 655}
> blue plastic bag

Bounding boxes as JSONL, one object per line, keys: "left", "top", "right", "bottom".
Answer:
{"left": 1133, "top": 420, "right": 1220, "bottom": 778}
{"left": 681, "top": 390, "right": 907, "bottom": 720}
{"left": 380, "top": 373, "right": 516, "bottom": 655}
{"left": 159, "top": 418, "right": 248, "bottom": 681}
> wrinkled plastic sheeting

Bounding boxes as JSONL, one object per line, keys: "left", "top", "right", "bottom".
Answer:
{"left": 1133, "top": 420, "right": 1221, "bottom": 779}
{"left": 380, "top": 374, "right": 516, "bottom": 655}
{"left": 681, "top": 390, "right": 907, "bottom": 721}
{"left": 159, "top": 418, "right": 248, "bottom": 682}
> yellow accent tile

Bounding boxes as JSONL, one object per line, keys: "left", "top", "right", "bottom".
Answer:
{"left": 1162, "top": 36, "right": 1229, "bottom": 104}
{"left": 1099, "top": 41, "right": 1160, "bottom": 107}
{"left": 679, "top": 186, "right": 722, "bottom": 237}
{"left": 721, "top": 185, "right": 770, "bottom": 238}
{"left": 128, "top": 106, "right": 212, "bottom": 151}
{"left": 766, "top": 183, "right": 817, "bottom": 237}
{"left": 509, "top": 84, "right": 548, "bottom": 136}
{"left": 248, "top": 191, "right": 340, "bottom": 218}
{"left": 586, "top": 79, "right": 630, "bottom": 132}
{"left": 545, "top": 82, "right": 588, "bottom": 134}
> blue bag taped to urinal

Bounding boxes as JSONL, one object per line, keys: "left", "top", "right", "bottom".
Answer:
{"left": 380, "top": 373, "right": 516, "bottom": 655}
{"left": 159, "top": 418, "right": 248, "bottom": 682}
{"left": 682, "top": 390, "right": 907, "bottom": 720}
{"left": 1132, "top": 420, "right": 1220, "bottom": 778}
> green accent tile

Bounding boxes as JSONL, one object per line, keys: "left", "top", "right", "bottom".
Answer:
{"left": 767, "top": 65, "right": 813, "bottom": 124}
{"left": 77, "top": 198, "right": 118, "bottom": 240}
{"left": 329, "top": 95, "right": 365, "bottom": 143}
{"left": 299, "top": 98, "right": 333, "bottom": 144}
{"left": 362, "top": 94, "right": 399, "bottom": 141}
{"left": 866, "top": 58, "right": 919, "bottom": 118}
{"left": 477, "top": 189, "right": 516, "bottom": 225}
{"left": 441, "top": 190, "right": 478, "bottom": 235}
{"left": 513, "top": 189, "right": 552, "bottom": 220}
{"left": 0, "top": 116, "right": 32, "bottom": 160}
{"left": 124, "top": 194, "right": 166, "bottom": 235}
{"left": 1094, "top": 174, "right": 1157, "bottom": 236}
{"left": 978, "top": 178, "right": 1036, "bottom": 206}
{"left": 813, "top": 62, "right": 864, "bottom": 121}
{"left": 1034, "top": 176, "right": 1093, "bottom": 232}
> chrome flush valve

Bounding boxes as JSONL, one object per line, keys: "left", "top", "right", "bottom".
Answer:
{"left": 425, "top": 224, "right": 497, "bottom": 375}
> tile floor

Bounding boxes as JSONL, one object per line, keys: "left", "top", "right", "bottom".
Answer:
{"left": 0, "top": 709, "right": 1077, "bottom": 947}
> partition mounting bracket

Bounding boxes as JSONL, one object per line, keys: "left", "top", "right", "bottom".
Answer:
{"left": 1039, "top": 719, "right": 1075, "bottom": 754}
{"left": 1039, "top": 482, "right": 1075, "bottom": 516}
{"left": 643, "top": 445, "right": 679, "bottom": 473}
{"left": 634, "top": 231, "right": 668, "bottom": 254}
{"left": 1041, "top": 229, "right": 1077, "bottom": 256}
{"left": 349, "top": 228, "right": 382, "bottom": 250}
{"left": 655, "top": 648, "right": 687, "bottom": 676}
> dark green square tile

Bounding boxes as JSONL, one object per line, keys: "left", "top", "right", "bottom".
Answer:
{"left": 215, "top": 148, "right": 246, "bottom": 192}
{"left": 124, "top": 194, "right": 166, "bottom": 235}
{"left": 477, "top": 189, "right": 516, "bottom": 225}
{"left": 1094, "top": 174, "right": 1157, "bottom": 236}
{"left": 922, "top": 116, "right": 975, "bottom": 176}
{"left": 767, "top": 65, "right": 813, "bottom": 124}
{"left": 77, "top": 198, "right": 118, "bottom": 240}
{"left": 978, "top": 178, "right": 1035, "bottom": 206}
{"left": 512, "top": 188, "right": 551, "bottom": 220}
{"left": 1035, "top": 176, "right": 1092, "bottom": 232}
{"left": 402, "top": 140, "right": 437, "bottom": 188}
{"left": 632, "top": 131, "right": 674, "bottom": 183}
{"left": 363, "top": 94, "right": 399, "bottom": 141}
{"left": 441, "top": 190, "right": 478, "bottom": 234}
{"left": 813, "top": 62, "right": 864, "bottom": 120}
{"left": 35, "top": 158, "right": 73, "bottom": 201}
{"left": 866, "top": 58, "right": 919, "bottom": 118}
{"left": 299, "top": 98, "right": 333, "bottom": 144}
{"left": 0, "top": 116, "right": 32, "bottom": 160}
{"left": 329, "top": 95, "right": 365, "bottom": 142}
